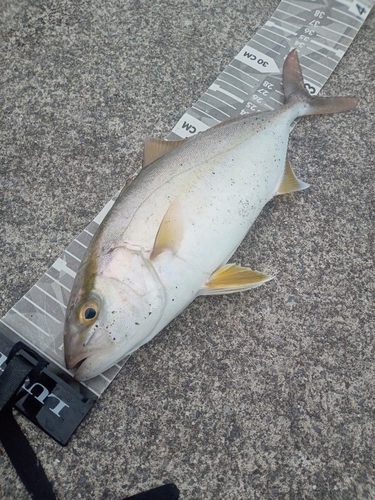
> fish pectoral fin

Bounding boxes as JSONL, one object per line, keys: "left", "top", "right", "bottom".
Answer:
{"left": 277, "top": 157, "right": 310, "bottom": 195}
{"left": 143, "top": 137, "right": 190, "bottom": 168}
{"left": 200, "top": 264, "right": 273, "bottom": 295}
{"left": 151, "top": 199, "right": 184, "bottom": 259}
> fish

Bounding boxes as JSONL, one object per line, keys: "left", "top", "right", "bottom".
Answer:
{"left": 64, "top": 50, "right": 358, "bottom": 381}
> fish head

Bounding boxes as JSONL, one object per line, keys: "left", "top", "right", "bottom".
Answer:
{"left": 64, "top": 246, "right": 166, "bottom": 381}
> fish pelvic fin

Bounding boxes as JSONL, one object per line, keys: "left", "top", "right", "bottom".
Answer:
{"left": 200, "top": 264, "right": 273, "bottom": 296}
{"left": 283, "top": 49, "right": 358, "bottom": 115}
{"left": 277, "top": 156, "right": 310, "bottom": 195}
{"left": 151, "top": 199, "right": 184, "bottom": 259}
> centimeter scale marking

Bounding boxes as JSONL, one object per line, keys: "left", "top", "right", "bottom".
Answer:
{"left": 169, "top": 0, "right": 373, "bottom": 139}
{"left": 1, "top": 0, "right": 373, "bottom": 397}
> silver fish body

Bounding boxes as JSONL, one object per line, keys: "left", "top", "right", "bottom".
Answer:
{"left": 64, "top": 50, "right": 357, "bottom": 380}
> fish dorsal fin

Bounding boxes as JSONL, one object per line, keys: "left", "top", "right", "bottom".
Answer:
{"left": 151, "top": 199, "right": 184, "bottom": 259}
{"left": 201, "top": 264, "right": 273, "bottom": 295}
{"left": 277, "top": 157, "right": 310, "bottom": 195}
{"left": 143, "top": 138, "right": 189, "bottom": 168}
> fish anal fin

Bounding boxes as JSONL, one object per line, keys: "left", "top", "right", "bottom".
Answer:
{"left": 151, "top": 200, "right": 184, "bottom": 259}
{"left": 201, "top": 264, "right": 273, "bottom": 296}
{"left": 277, "top": 157, "right": 310, "bottom": 195}
{"left": 143, "top": 138, "right": 189, "bottom": 168}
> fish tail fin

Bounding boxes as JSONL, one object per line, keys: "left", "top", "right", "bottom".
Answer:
{"left": 283, "top": 49, "right": 358, "bottom": 115}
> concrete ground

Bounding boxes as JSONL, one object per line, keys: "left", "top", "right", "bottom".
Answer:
{"left": 1, "top": 0, "right": 374, "bottom": 498}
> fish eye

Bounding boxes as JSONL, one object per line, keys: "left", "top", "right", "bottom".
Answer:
{"left": 77, "top": 299, "right": 100, "bottom": 325}
{"left": 84, "top": 307, "right": 97, "bottom": 320}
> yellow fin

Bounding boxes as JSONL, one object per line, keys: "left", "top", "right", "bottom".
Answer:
{"left": 201, "top": 264, "right": 273, "bottom": 295}
{"left": 151, "top": 200, "right": 184, "bottom": 259}
{"left": 277, "top": 157, "right": 310, "bottom": 195}
{"left": 143, "top": 138, "right": 189, "bottom": 168}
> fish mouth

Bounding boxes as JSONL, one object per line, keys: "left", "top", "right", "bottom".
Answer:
{"left": 72, "top": 355, "right": 95, "bottom": 381}
{"left": 65, "top": 352, "right": 97, "bottom": 381}
{"left": 64, "top": 325, "right": 116, "bottom": 380}
{"left": 66, "top": 356, "right": 87, "bottom": 371}
{"left": 65, "top": 350, "right": 88, "bottom": 371}
{"left": 65, "top": 346, "right": 116, "bottom": 381}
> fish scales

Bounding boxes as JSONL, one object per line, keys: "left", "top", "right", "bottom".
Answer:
{"left": 64, "top": 50, "right": 358, "bottom": 380}
{"left": 113, "top": 111, "right": 290, "bottom": 257}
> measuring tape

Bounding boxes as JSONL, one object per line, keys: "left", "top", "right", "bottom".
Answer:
{"left": 169, "top": 0, "right": 374, "bottom": 139}
{"left": 1, "top": 0, "right": 374, "bottom": 397}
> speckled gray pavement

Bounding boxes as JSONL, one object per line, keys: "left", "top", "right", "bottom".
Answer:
{"left": 1, "top": 1, "right": 374, "bottom": 499}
